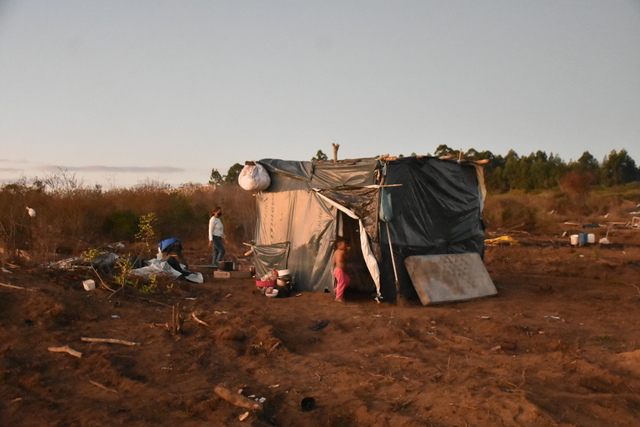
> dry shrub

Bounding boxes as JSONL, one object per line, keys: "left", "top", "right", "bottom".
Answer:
{"left": 0, "top": 179, "right": 257, "bottom": 264}
{"left": 483, "top": 183, "right": 640, "bottom": 235}
{"left": 559, "top": 171, "right": 597, "bottom": 210}
{"left": 483, "top": 191, "right": 565, "bottom": 234}
{"left": 484, "top": 196, "right": 537, "bottom": 232}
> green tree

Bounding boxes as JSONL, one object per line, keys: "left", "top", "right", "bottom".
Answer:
{"left": 501, "top": 150, "right": 521, "bottom": 191}
{"left": 575, "top": 151, "right": 599, "bottom": 174}
{"left": 601, "top": 149, "right": 638, "bottom": 186}
{"left": 433, "top": 144, "right": 456, "bottom": 157}
{"left": 224, "top": 163, "right": 244, "bottom": 184}
{"left": 312, "top": 150, "right": 328, "bottom": 161}
{"left": 209, "top": 168, "right": 223, "bottom": 185}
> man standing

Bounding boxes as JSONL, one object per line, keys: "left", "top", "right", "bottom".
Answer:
{"left": 208, "top": 207, "right": 226, "bottom": 268}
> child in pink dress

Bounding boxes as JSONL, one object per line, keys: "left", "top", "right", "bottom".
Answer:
{"left": 333, "top": 237, "right": 351, "bottom": 302}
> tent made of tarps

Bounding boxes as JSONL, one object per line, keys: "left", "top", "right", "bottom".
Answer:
{"left": 248, "top": 156, "right": 486, "bottom": 301}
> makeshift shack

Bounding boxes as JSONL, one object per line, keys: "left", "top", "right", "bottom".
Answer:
{"left": 243, "top": 155, "right": 491, "bottom": 302}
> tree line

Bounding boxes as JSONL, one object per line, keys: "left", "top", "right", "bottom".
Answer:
{"left": 210, "top": 146, "right": 639, "bottom": 193}
{"left": 430, "top": 145, "right": 638, "bottom": 193}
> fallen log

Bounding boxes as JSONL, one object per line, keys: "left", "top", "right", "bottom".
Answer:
{"left": 48, "top": 345, "right": 83, "bottom": 358}
{"left": 213, "top": 385, "right": 264, "bottom": 411}
{"left": 81, "top": 337, "right": 141, "bottom": 346}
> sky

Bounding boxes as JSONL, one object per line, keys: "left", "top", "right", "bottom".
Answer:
{"left": 1, "top": 1, "right": 639, "bottom": 189}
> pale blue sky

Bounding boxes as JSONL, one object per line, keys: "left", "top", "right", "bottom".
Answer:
{"left": 1, "top": 1, "right": 639, "bottom": 188}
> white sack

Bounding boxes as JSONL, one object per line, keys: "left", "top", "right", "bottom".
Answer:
{"left": 238, "top": 163, "right": 271, "bottom": 191}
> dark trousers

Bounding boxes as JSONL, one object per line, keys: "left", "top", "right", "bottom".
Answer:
{"left": 212, "top": 236, "right": 225, "bottom": 266}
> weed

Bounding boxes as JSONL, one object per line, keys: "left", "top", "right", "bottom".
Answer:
{"left": 594, "top": 335, "right": 624, "bottom": 351}
{"left": 114, "top": 255, "right": 136, "bottom": 289}
{"left": 136, "top": 212, "right": 158, "bottom": 254}
{"left": 82, "top": 248, "right": 115, "bottom": 292}
{"left": 136, "top": 274, "right": 158, "bottom": 294}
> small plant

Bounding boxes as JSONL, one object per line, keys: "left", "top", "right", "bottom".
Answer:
{"left": 114, "top": 255, "right": 136, "bottom": 289}
{"left": 164, "top": 281, "right": 174, "bottom": 294}
{"left": 136, "top": 274, "right": 158, "bottom": 294}
{"left": 82, "top": 248, "right": 115, "bottom": 292}
{"left": 594, "top": 335, "right": 624, "bottom": 351}
{"left": 136, "top": 212, "right": 158, "bottom": 254}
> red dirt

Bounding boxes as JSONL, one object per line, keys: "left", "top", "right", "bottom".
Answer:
{"left": 2, "top": 229, "right": 640, "bottom": 426}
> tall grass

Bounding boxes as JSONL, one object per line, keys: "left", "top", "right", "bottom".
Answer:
{"left": 483, "top": 183, "right": 640, "bottom": 233}
{"left": 0, "top": 178, "right": 255, "bottom": 264}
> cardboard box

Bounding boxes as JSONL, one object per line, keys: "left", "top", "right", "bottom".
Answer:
{"left": 214, "top": 270, "right": 252, "bottom": 279}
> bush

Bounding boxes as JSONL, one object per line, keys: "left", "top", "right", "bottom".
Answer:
{"left": 0, "top": 179, "right": 257, "bottom": 264}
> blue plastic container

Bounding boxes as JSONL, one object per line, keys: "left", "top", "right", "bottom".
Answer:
{"left": 578, "top": 233, "right": 588, "bottom": 246}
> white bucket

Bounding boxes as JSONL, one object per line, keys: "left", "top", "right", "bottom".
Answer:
{"left": 82, "top": 279, "right": 95, "bottom": 291}
{"left": 587, "top": 233, "right": 595, "bottom": 244}
{"left": 570, "top": 235, "right": 579, "bottom": 246}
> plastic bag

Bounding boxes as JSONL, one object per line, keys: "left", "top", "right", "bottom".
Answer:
{"left": 238, "top": 162, "right": 271, "bottom": 191}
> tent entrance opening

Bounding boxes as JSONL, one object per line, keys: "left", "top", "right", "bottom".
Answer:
{"left": 338, "top": 212, "right": 375, "bottom": 293}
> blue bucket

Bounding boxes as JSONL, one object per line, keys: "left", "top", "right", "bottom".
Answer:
{"left": 578, "top": 233, "right": 588, "bottom": 246}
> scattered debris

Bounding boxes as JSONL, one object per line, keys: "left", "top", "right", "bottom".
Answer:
{"left": 150, "top": 322, "right": 169, "bottom": 330}
{"left": 310, "top": 320, "right": 330, "bottom": 331}
{"left": 191, "top": 311, "right": 209, "bottom": 327}
{"left": 89, "top": 380, "right": 118, "bottom": 394}
{"left": 47, "top": 345, "right": 83, "bottom": 358}
{"left": 239, "top": 412, "right": 250, "bottom": 421}
{"left": 0, "top": 282, "right": 36, "bottom": 291}
{"left": 81, "top": 337, "right": 141, "bottom": 346}
{"left": 172, "top": 304, "right": 182, "bottom": 335}
{"left": 82, "top": 279, "right": 96, "bottom": 291}
{"left": 544, "top": 315, "right": 561, "bottom": 320}
{"left": 268, "top": 342, "right": 281, "bottom": 353}
{"left": 213, "top": 384, "right": 264, "bottom": 411}
{"left": 485, "top": 236, "right": 519, "bottom": 246}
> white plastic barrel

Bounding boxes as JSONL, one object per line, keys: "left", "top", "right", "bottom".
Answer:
{"left": 587, "top": 233, "right": 595, "bottom": 244}
{"left": 570, "top": 234, "right": 579, "bottom": 246}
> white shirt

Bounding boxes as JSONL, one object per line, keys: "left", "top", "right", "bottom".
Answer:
{"left": 208, "top": 216, "right": 226, "bottom": 239}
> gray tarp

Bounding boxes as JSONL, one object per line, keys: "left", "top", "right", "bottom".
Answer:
{"left": 252, "top": 156, "right": 486, "bottom": 301}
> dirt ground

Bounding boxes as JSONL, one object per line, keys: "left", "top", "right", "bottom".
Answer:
{"left": 2, "top": 228, "right": 640, "bottom": 427}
